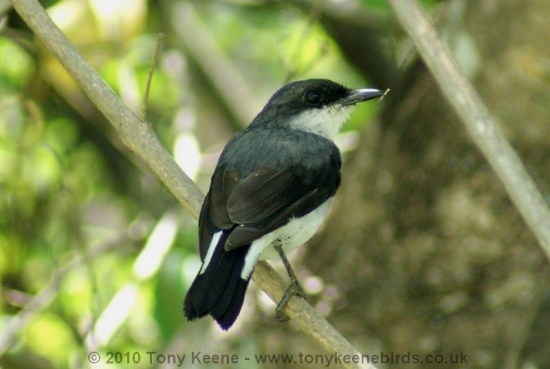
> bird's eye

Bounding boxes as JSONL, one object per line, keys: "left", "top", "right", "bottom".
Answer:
{"left": 305, "top": 90, "right": 322, "bottom": 105}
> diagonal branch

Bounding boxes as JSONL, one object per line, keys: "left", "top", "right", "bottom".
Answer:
{"left": 387, "top": 0, "right": 550, "bottom": 260}
{"left": 12, "top": 0, "right": 204, "bottom": 219}
{"left": 8, "top": 0, "right": 378, "bottom": 368}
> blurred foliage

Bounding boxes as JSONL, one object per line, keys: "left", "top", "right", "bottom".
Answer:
{"left": 0, "top": 0, "right": 440, "bottom": 368}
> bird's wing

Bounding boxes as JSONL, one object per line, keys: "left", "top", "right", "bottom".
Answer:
{"left": 198, "top": 132, "right": 340, "bottom": 257}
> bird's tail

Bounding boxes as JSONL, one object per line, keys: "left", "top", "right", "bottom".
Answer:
{"left": 184, "top": 232, "right": 251, "bottom": 330}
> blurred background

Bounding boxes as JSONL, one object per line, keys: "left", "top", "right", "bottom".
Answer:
{"left": 1, "top": 0, "right": 550, "bottom": 368}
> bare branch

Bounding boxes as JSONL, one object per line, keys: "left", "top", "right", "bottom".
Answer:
{"left": 9, "top": 0, "right": 378, "bottom": 367}
{"left": 253, "top": 262, "right": 378, "bottom": 369}
{"left": 387, "top": 0, "right": 550, "bottom": 259}
{"left": 12, "top": 0, "right": 204, "bottom": 219}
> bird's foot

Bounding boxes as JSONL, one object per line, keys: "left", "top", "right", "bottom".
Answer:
{"left": 275, "top": 278, "right": 307, "bottom": 322}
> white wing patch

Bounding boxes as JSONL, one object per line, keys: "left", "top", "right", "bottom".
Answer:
{"left": 200, "top": 230, "right": 222, "bottom": 274}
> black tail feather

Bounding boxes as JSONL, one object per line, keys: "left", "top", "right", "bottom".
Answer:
{"left": 184, "top": 234, "right": 251, "bottom": 330}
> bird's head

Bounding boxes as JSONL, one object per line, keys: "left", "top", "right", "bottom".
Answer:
{"left": 251, "top": 79, "right": 383, "bottom": 139}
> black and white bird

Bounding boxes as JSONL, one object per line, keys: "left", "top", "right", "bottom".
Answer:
{"left": 184, "top": 79, "right": 382, "bottom": 330}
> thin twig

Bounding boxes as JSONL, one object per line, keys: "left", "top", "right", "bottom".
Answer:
{"left": 387, "top": 0, "right": 550, "bottom": 260}
{"left": 141, "top": 32, "right": 164, "bottom": 121}
{"left": 8, "top": 0, "right": 378, "bottom": 367}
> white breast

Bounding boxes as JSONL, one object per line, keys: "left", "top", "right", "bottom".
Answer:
{"left": 240, "top": 200, "right": 331, "bottom": 279}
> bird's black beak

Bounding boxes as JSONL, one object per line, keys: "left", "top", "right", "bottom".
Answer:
{"left": 340, "top": 88, "right": 383, "bottom": 106}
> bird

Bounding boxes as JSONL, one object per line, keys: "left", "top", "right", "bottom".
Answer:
{"left": 184, "top": 79, "right": 382, "bottom": 330}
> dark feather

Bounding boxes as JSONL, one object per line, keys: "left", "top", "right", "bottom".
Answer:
{"left": 186, "top": 125, "right": 341, "bottom": 329}
{"left": 228, "top": 170, "right": 301, "bottom": 224}
{"left": 184, "top": 231, "right": 250, "bottom": 330}
{"left": 211, "top": 128, "right": 341, "bottom": 250}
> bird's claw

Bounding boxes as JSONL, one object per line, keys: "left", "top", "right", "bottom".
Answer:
{"left": 275, "top": 279, "right": 307, "bottom": 322}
